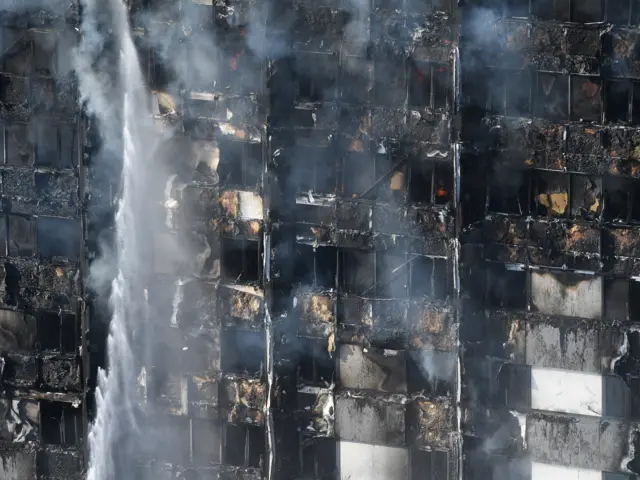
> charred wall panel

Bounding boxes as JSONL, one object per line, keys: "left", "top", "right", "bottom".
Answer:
{"left": 0, "top": 2, "right": 86, "bottom": 479}
{"left": 460, "top": 0, "right": 640, "bottom": 477}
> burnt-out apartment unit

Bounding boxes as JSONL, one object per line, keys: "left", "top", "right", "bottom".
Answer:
{"left": 3, "top": 0, "right": 640, "bottom": 479}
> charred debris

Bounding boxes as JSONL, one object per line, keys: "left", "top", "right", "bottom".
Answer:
{"left": 4, "top": 0, "right": 640, "bottom": 479}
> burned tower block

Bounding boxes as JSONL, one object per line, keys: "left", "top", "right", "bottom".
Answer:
{"left": 18, "top": 0, "right": 640, "bottom": 478}
{"left": 460, "top": 0, "right": 640, "bottom": 478}
{"left": 0, "top": 1, "right": 87, "bottom": 479}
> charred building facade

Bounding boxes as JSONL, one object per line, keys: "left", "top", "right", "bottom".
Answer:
{"left": 1, "top": 0, "right": 640, "bottom": 479}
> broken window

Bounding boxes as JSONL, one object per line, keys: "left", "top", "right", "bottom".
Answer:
{"left": 571, "top": 0, "right": 603, "bottom": 21}
{"left": 374, "top": 56, "right": 406, "bottom": 106}
{"left": 5, "top": 124, "right": 34, "bottom": 166}
{"left": 571, "top": 76, "right": 602, "bottom": 121}
{"left": 8, "top": 215, "right": 36, "bottom": 257}
{"left": 192, "top": 420, "right": 221, "bottom": 465}
{"left": 342, "top": 151, "right": 374, "bottom": 197}
{"left": 302, "top": 438, "right": 337, "bottom": 480}
{"left": 224, "top": 424, "right": 265, "bottom": 468}
{"left": 486, "top": 264, "right": 527, "bottom": 309}
{"left": 532, "top": 0, "right": 570, "bottom": 21}
{"left": 374, "top": 151, "right": 407, "bottom": 202}
{"left": 409, "top": 158, "right": 434, "bottom": 204}
{"left": 217, "top": 140, "right": 262, "bottom": 188}
{"left": 607, "top": 0, "right": 633, "bottom": 23}
{"left": 605, "top": 279, "right": 629, "bottom": 321}
{"left": 533, "top": 171, "right": 569, "bottom": 218}
{"left": 603, "top": 374, "right": 630, "bottom": 418}
{"left": 488, "top": 168, "right": 530, "bottom": 215}
{"left": 0, "top": 214, "right": 7, "bottom": 256}
{"left": 607, "top": 80, "right": 631, "bottom": 122}
{"left": 31, "top": 77, "right": 57, "bottom": 112}
{"left": 434, "top": 162, "right": 453, "bottom": 205}
{"left": 37, "top": 217, "right": 79, "bottom": 260}
{"left": 632, "top": 83, "right": 640, "bottom": 125}
{"left": 341, "top": 56, "right": 371, "bottom": 104}
{"left": 40, "top": 402, "right": 81, "bottom": 446}
{"left": 506, "top": 0, "right": 530, "bottom": 17}
{"left": 34, "top": 122, "right": 59, "bottom": 166}
{"left": 297, "top": 338, "right": 335, "bottom": 384}
{"left": 630, "top": 279, "right": 640, "bottom": 322}
{"left": 221, "top": 238, "right": 261, "bottom": 283}
{"left": 506, "top": 71, "right": 531, "bottom": 117}
{"left": 409, "top": 60, "right": 432, "bottom": 108}
{"left": 291, "top": 145, "right": 337, "bottom": 194}
{"left": 498, "top": 363, "right": 531, "bottom": 410}
{"left": 58, "top": 125, "right": 77, "bottom": 168}
{"left": 604, "top": 175, "right": 631, "bottom": 221}
{"left": 295, "top": 53, "right": 338, "bottom": 103}
{"left": 37, "top": 313, "right": 78, "bottom": 354}
{"left": 410, "top": 256, "right": 448, "bottom": 299}
{"left": 294, "top": 245, "right": 337, "bottom": 289}
{"left": 571, "top": 175, "right": 602, "bottom": 218}
{"left": 407, "top": 61, "right": 450, "bottom": 109}
{"left": 221, "top": 329, "right": 265, "bottom": 374}
{"left": 376, "top": 253, "right": 409, "bottom": 298}
{"left": 1, "top": 28, "right": 32, "bottom": 75}
{"left": 32, "top": 32, "right": 57, "bottom": 76}
{"left": 487, "top": 72, "right": 506, "bottom": 115}
{"left": 411, "top": 450, "right": 450, "bottom": 480}
{"left": 536, "top": 73, "right": 568, "bottom": 121}
{"left": 340, "top": 249, "right": 374, "bottom": 295}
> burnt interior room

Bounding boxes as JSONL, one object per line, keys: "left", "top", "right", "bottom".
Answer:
{"left": 5, "top": 0, "right": 640, "bottom": 479}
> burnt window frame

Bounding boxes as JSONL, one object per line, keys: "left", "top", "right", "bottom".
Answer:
{"left": 217, "top": 138, "right": 263, "bottom": 189}
{"left": 291, "top": 144, "right": 338, "bottom": 195}
{"left": 522, "top": 0, "right": 604, "bottom": 22}
{"left": 296, "top": 337, "right": 336, "bottom": 384}
{"left": 39, "top": 401, "right": 82, "bottom": 446}
{"left": 339, "top": 248, "right": 415, "bottom": 298}
{"left": 37, "top": 216, "right": 80, "bottom": 261}
{"left": 301, "top": 436, "right": 337, "bottom": 479}
{"left": 484, "top": 68, "right": 532, "bottom": 117}
{"left": 407, "top": 59, "right": 451, "bottom": 110}
{"left": 1, "top": 121, "right": 76, "bottom": 168}
{"left": 223, "top": 423, "right": 265, "bottom": 468}
{"left": 536, "top": 72, "right": 570, "bottom": 121}
{"left": 605, "top": 0, "right": 640, "bottom": 24}
{"left": 294, "top": 244, "right": 338, "bottom": 289}
{"left": 0, "top": 28, "right": 59, "bottom": 76}
{"left": 294, "top": 52, "right": 339, "bottom": 104}
{"left": 408, "top": 255, "right": 449, "bottom": 300}
{"left": 8, "top": 213, "right": 36, "bottom": 257}
{"left": 373, "top": 54, "right": 407, "bottom": 107}
{"left": 570, "top": 74, "right": 602, "bottom": 122}
{"left": 605, "top": 79, "right": 632, "bottom": 123}
{"left": 221, "top": 237, "right": 263, "bottom": 284}
{"left": 37, "top": 312, "right": 79, "bottom": 354}
{"left": 530, "top": 170, "right": 570, "bottom": 219}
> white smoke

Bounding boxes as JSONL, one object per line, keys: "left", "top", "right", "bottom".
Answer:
{"left": 75, "top": 0, "right": 160, "bottom": 478}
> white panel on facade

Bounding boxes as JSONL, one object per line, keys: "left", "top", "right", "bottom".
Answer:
{"left": 339, "top": 441, "right": 409, "bottom": 480}
{"left": 531, "top": 368, "right": 602, "bottom": 417}
{"left": 531, "top": 462, "right": 601, "bottom": 480}
{"left": 530, "top": 272, "right": 602, "bottom": 319}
